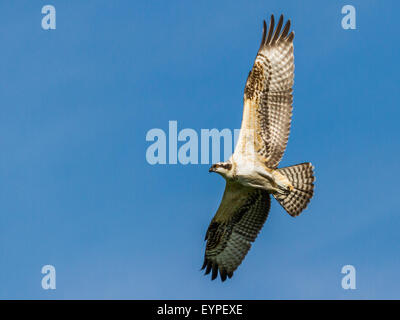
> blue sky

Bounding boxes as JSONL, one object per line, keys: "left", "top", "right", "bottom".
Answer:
{"left": 0, "top": 0, "right": 399, "bottom": 299}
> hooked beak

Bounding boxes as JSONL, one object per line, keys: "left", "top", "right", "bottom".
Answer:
{"left": 209, "top": 166, "right": 215, "bottom": 173}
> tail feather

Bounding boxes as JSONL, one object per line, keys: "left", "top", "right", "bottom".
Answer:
{"left": 274, "top": 162, "right": 315, "bottom": 217}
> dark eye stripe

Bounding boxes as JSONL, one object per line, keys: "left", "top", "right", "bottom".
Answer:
{"left": 221, "top": 163, "right": 232, "bottom": 170}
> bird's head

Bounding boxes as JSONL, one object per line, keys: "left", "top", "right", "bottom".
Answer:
{"left": 209, "top": 161, "right": 232, "bottom": 178}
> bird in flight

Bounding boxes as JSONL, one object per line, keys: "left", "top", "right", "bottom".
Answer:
{"left": 202, "top": 14, "right": 315, "bottom": 281}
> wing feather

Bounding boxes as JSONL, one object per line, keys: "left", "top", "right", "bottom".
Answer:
{"left": 265, "top": 15, "right": 274, "bottom": 44}
{"left": 202, "top": 182, "right": 271, "bottom": 281}
{"left": 271, "top": 15, "right": 284, "bottom": 44}
{"left": 234, "top": 14, "right": 295, "bottom": 168}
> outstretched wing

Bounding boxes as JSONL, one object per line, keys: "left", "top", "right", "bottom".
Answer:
{"left": 201, "top": 182, "right": 271, "bottom": 281}
{"left": 234, "top": 15, "right": 294, "bottom": 169}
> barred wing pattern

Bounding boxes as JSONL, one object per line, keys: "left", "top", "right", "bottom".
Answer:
{"left": 237, "top": 15, "right": 295, "bottom": 169}
{"left": 202, "top": 182, "right": 271, "bottom": 281}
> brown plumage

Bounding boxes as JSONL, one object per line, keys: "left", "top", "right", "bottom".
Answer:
{"left": 243, "top": 14, "right": 294, "bottom": 169}
{"left": 202, "top": 14, "right": 315, "bottom": 282}
{"left": 202, "top": 183, "right": 270, "bottom": 281}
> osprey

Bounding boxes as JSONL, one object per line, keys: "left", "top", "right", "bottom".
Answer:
{"left": 202, "top": 15, "right": 315, "bottom": 281}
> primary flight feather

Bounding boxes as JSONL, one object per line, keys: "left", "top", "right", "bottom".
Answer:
{"left": 202, "top": 14, "right": 315, "bottom": 281}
